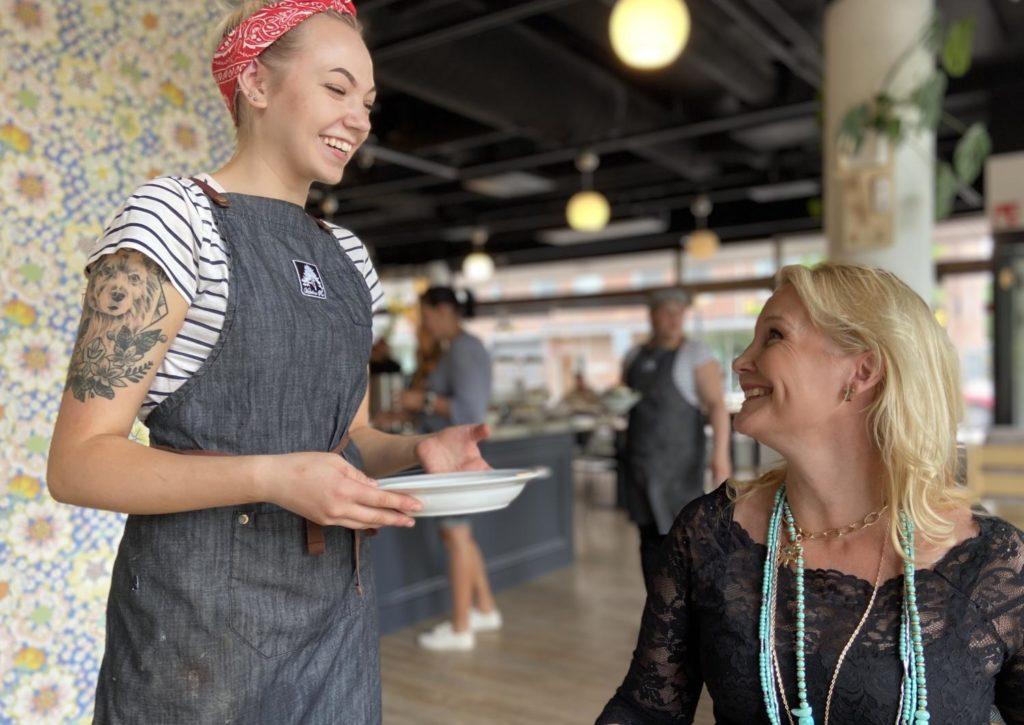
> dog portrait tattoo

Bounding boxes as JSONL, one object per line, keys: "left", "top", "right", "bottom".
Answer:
{"left": 66, "top": 250, "right": 170, "bottom": 402}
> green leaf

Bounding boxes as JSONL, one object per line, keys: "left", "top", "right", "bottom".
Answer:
{"left": 910, "top": 72, "right": 947, "bottom": 129}
{"left": 838, "top": 103, "right": 871, "bottom": 150}
{"left": 953, "top": 122, "right": 992, "bottom": 186}
{"left": 884, "top": 116, "right": 903, "bottom": 142}
{"left": 134, "top": 329, "right": 163, "bottom": 355}
{"left": 85, "top": 339, "right": 105, "bottom": 361}
{"left": 942, "top": 18, "right": 975, "bottom": 78}
{"left": 935, "top": 161, "right": 958, "bottom": 220}
{"left": 115, "top": 325, "right": 132, "bottom": 352}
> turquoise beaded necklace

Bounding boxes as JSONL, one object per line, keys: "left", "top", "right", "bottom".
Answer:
{"left": 758, "top": 486, "right": 930, "bottom": 724}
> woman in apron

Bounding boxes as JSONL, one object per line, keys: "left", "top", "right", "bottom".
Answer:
{"left": 47, "top": 2, "right": 488, "bottom": 722}
{"left": 621, "top": 289, "right": 731, "bottom": 595}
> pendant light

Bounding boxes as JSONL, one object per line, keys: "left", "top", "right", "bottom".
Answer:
{"left": 610, "top": 0, "right": 691, "bottom": 70}
{"left": 686, "top": 194, "right": 720, "bottom": 260}
{"left": 462, "top": 226, "right": 495, "bottom": 283}
{"left": 566, "top": 150, "right": 611, "bottom": 232}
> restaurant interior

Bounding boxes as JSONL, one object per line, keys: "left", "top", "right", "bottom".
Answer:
{"left": 2, "top": 0, "right": 1024, "bottom": 722}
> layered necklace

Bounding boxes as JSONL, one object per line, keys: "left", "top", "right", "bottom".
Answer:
{"left": 758, "top": 486, "right": 929, "bottom": 724}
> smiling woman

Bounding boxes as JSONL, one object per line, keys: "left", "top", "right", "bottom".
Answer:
{"left": 211, "top": 0, "right": 375, "bottom": 194}
{"left": 731, "top": 263, "right": 966, "bottom": 553}
{"left": 597, "top": 262, "right": 1024, "bottom": 724}
{"left": 47, "top": 2, "right": 492, "bottom": 723}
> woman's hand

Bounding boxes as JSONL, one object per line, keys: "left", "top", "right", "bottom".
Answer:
{"left": 256, "top": 452, "right": 422, "bottom": 529}
{"left": 415, "top": 423, "right": 490, "bottom": 473}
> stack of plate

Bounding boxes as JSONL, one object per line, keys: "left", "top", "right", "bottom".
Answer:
{"left": 379, "top": 468, "right": 549, "bottom": 517}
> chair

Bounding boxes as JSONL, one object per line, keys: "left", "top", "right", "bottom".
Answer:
{"left": 966, "top": 443, "right": 1024, "bottom": 499}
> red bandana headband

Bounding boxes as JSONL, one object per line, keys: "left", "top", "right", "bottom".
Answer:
{"left": 212, "top": 0, "right": 358, "bottom": 118}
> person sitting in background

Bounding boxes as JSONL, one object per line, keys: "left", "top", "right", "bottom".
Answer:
{"left": 621, "top": 288, "right": 732, "bottom": 594}
{"left": 562, "top": 367, "right": 604, "bottom": 413}
{"left": 598, "top": 263, "right": 1024, "bottom": 724}
{"left": 400, "top": 286, "right": 502, "bottom": 651}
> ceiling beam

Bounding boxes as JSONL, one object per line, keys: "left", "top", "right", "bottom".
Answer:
{"left": 473, "top": 275, "right": 777, "bottom": 315}
{"left": 479, "top": 214, "right": 822, "bottom": 267}
{"left": 706, "top": 0, "right": 821, "bottom": 88}
{"left": 746, "top": 0, "right": 823, "bottom": 70}
{"left": 370, "top": 0, "right": 586, "bottom": 62}
{"left": 361, "top": 174, "right": 817, "bottom": 245}
{"left": 333, "top": 100, "right": 818, "bottom": 201}
{"left": 360, "top": 143, "right": 460, "bottom": 179}
{"left": 335, "top": 81, "right": 997, "bottom": 201}
{"left": 460, "top": 101, "right": 819, "bottom": 178}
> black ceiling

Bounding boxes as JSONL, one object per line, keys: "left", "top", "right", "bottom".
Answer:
{"left": 310, "top": 0, "right": 1024, "bottom": 272}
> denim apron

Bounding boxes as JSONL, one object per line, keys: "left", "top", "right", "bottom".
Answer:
{"left": 624, "top": 344, "right": 706, "bottom": 535}
{"left": 93, "top": 181, "right": 379, "bottom": 724}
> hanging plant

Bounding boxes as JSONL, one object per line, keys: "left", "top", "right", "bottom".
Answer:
{"left": 836, "top": 15, "right": 991, "bottom": 220}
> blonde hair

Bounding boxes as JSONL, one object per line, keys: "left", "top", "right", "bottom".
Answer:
{"left": 211, "top": 1, "right": 362, "bottom": 131}
{"left": 728, "top": 262, "right": 968, "bottom": 557}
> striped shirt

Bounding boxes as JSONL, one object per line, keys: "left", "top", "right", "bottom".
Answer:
{"left": 85, "top": 174, "right": 384, "bottom": 421}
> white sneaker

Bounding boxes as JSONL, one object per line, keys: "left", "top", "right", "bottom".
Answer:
{"left": 469, "top": 607, "right": 503, "bottom": 632}
{"left": 417, "top": 622, "right": 475, "bottom": 651}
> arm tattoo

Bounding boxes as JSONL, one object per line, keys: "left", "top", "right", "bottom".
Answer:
{"left": 65, "top": 251, "right": 170, "bottom": 402}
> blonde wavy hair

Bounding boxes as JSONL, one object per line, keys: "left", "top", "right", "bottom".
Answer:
{"left": 211, "top": 1, "right": 363, "bottom": 131}
{"left": 728, "top": 262, "right": 968, "bottom": 557}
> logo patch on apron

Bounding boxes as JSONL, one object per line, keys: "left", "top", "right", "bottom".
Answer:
{"left": 292, "top": 260, "right": 326, "bottom": 299}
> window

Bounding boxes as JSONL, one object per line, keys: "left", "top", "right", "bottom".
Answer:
{"left": 681, "top": 240, "right": 775, "bottom": 283}
{"left": 937, "top": 271, "right": 993, "bottom": 432}
{"left": 780, "top": 233, "right": 827, "bottom": 268}
{"left": 933, "top": 215, "right": 992, "bottom": 261}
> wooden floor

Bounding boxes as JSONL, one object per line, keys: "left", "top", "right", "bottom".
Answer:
{"left": 380, "top": 494, "right": 715, "bottom": 725}
{"left": 381, "top": 492, "right": 1024, "bottom": 725}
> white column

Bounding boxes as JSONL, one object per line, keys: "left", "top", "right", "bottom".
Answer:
{"left": 823, "top": 0, "right": 936, "bottom": 303}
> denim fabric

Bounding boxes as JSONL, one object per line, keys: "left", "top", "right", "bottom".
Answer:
{"left": 94, "top": 191, "right": 379, "bottom": 724}
{"left": 624, "top": 345, "right": 706, "bottom": 535}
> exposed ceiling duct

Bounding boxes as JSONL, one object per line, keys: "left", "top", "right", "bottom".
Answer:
{"left": 304, "top": 0, "right": 1018, "bottom": 269}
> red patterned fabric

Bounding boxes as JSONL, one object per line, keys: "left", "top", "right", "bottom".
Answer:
{"left": 212, "top": 0, "right": 357, "bottom": 119}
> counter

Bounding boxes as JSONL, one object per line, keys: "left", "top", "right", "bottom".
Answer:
{"left": 370, "top": 430, "right": 576, "bottom": 634}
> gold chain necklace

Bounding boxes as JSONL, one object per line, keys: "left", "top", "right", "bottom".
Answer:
{"left": 779, "top": 505, "right": 887, "bottom": 567}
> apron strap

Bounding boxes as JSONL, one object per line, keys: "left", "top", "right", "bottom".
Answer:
{"left": 189, "top": 176, "right": 334, "bottom": 232}
{"left": 188, "top": 176, "right": 230, "bottom": 207}
{"left": 152, "top": 432, "right": 353, "bottom": 559}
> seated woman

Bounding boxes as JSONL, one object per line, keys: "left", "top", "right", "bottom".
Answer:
{"left": 597, "top": 263, "right": 1023, "bottom": 724}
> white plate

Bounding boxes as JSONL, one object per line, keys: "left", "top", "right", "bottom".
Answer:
{"left": 379, "top": 468, "right": 549, "bottom": 518}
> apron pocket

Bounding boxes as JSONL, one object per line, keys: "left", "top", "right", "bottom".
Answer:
{"left": 228, "top": 507, "right": 356, "bottom": 658}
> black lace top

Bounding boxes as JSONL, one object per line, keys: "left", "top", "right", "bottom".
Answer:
{"left": 597, "top": 485, "right": 1024, "bottom": 725}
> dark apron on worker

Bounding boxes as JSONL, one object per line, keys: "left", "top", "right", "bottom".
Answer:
{"left": 624, "top": 343, "right": 706, "bottom": 535}
{"left": 93, "top": 182, "right": 379, "bottom": 724}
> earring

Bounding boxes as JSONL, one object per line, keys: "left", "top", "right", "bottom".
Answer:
{"left": 843, "top": 384, "right": 854, "bottom": 402}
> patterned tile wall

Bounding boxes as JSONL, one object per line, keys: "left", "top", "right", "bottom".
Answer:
{"left": 1, "top": 2, "right": 233, "bottom": 720}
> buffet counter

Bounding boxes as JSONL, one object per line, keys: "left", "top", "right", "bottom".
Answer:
{"left": 370, "top": 429, "right": 576, "bottom": 634}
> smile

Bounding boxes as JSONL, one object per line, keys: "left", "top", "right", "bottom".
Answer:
{"left": 320, "top": 135, "right": 353, "bottom": 156}
{"left": 743, "top": 387, "right": 772, "bottom": 401}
